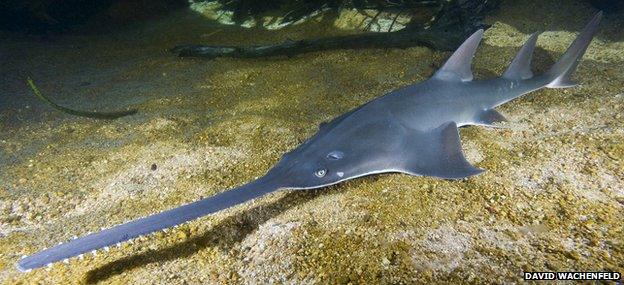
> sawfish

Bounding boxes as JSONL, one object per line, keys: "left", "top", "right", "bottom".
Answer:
{"left": 17, "top": 12, "right": 602, "bottom": 271}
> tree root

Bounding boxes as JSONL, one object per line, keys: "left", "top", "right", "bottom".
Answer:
{"left": 171, "top": 0, "right": 497, "bottom": 59}
{"left": 27, "top": 78, "right": 137, "bottom": 120}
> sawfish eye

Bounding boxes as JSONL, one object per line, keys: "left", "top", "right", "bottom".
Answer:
{"left": 326, "top": 151, "right": 344, "bottom": 160}
{"left": 314, "top": 168, "right": 327, "bottom": 178}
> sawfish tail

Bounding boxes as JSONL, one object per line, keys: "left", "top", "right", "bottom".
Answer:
{"left": 493, "top": 12, "right": 602, "bottom": 108}
{"left": 545, "top": 11, "right": 602, "bottom": 88}
{"left": 17, "top": 176, "right": 281, "bottom": 272}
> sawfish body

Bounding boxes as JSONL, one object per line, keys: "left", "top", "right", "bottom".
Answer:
{"left": 17, "top": 12, "right": 602, "bottom": 271}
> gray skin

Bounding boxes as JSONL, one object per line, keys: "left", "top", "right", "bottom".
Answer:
{"left": 17, "top": 12, "right": 602, "bottom": 271}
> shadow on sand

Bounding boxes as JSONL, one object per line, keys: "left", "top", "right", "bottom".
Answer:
{"left": 83, "top": 179, "right": 365, "bottom": 283}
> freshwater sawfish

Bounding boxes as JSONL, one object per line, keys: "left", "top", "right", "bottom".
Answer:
{"left": 17, "top": 12, "right": 602, "bottom": 271}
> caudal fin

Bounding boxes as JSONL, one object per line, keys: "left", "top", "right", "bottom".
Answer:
{"left": 545, "top": 11, "right": 602, "bottom": 88}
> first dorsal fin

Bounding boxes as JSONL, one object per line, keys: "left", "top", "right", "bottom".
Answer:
{"left": 433, "top": 29, "right": 484, "bottom": 82}
{"left": 503, "top": 32, "right": 539, "bottom": 80}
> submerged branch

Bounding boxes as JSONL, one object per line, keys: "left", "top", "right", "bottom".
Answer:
{"left": 171, "top": 29, "right": 459, "bottom": 58}
{"left": 171, "top": 0, "right": 496, "bottom": 59}
{"left": 27, "top": 78, "right": 137, "bottom": 120}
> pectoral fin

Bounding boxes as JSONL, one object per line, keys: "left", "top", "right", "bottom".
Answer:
{"left": 400, "top": 122, "right": 483, "bottom": 179}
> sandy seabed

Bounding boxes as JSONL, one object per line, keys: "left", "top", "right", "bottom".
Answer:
{"left": 0, "top": 0, "right": 622, "bottom": 284}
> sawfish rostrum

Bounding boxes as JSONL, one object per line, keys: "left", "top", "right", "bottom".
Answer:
{"left": 17, "top": 12, "right": 602, "bottom": 271}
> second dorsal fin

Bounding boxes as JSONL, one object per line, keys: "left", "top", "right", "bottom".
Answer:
{"left": 503, "top": 32, "right": 539, "bottom": 80}
{"left": 433, "top": 29, "right": 484, "bottom": 82}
